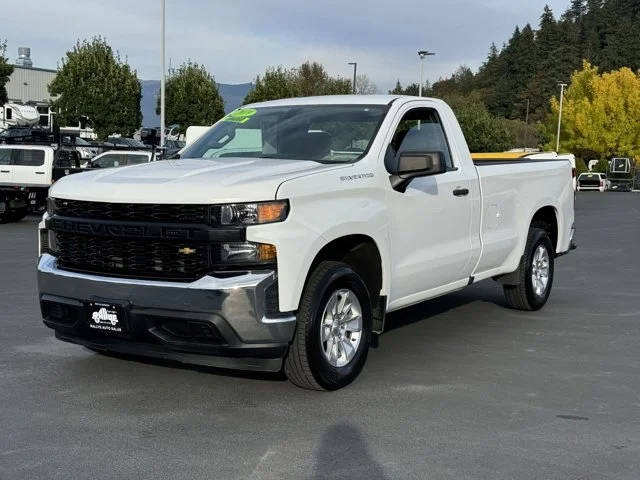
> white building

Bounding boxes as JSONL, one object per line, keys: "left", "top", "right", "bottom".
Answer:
{"left": 5, "top": 48, "right": 56, "bottom": 128}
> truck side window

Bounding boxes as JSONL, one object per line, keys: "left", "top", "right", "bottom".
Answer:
{"left": 0, "top": 150, "right": 11, "bottom": 165}
{"left": 13, "top": 149, "right": 45, "bottom": 167}
{"left": 125, "top": 154, "right": 150, "bottom": 165}
{"left": 390, "top": 108, "right": 453, "bottom": 168}
{"left": 93, "top": 154, "right": 120, "bottom": 168}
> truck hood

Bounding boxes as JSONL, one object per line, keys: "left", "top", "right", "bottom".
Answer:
{"left": 50, "top": 157, "right": 346, "bottom": 203}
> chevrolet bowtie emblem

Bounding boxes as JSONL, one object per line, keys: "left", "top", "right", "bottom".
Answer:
{"left": 178, "top": 247, "right": 197, "bottom": 255}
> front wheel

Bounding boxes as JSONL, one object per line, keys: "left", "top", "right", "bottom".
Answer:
{"left": 285, "top": 261, "right": 372, "bottom": 390}
{"left": 503, "top": 228, "right": 554, "bottom": 311}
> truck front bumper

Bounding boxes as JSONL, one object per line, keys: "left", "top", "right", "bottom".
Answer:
{"left": 37, "top": 254, "right": 296, "bottom": 372}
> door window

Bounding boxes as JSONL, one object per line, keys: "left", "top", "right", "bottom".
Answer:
{"left": 13, "top": 149, "right": 45, "bottom": 166}
{"left": 124, "top": 154, "right": 150, "bottom": 165}
{"left": 0, "top": 150, "right": 11, "bottom": 165}
{"left": 390, "top": 108, "right": 453, "bottom": 168}
{"left": 92, "top": 154, "right": 121, "bottom": 168}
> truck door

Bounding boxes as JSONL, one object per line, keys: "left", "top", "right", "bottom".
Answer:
{"left": 11, "top": 148, "right": 48, "bottom": 186}
{"left": 0, "top": 148, "right": 13, "bottom": 185}
{"left": 386, "top": 106, "right": 476, "bottom": 302}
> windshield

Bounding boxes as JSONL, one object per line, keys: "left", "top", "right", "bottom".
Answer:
{"left": 180, "top": 104, "right": 388, "bottom": 163}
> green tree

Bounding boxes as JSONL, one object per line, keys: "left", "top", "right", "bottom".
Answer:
{"left": 296, "top": 61, "right": 350, "bottom": 96}
{"left": 543, "top": 61, "right": 640, "bottom": 162}
{"left": 406, "top": 0, "right": 640, "bottom": 123}
{"left": 592, "top": 158, "right": 610, "bottom": 173}
{"left": 0, "top": 40, "right": 14, "bottom": 105}
{"left": 243, "top": 62, "right": 350, "bottom": 104}
{"left": 431, "top": 66, "right": 475, "bottom": 98}
{"left": 156, "top": 61, "right": 224, "bottom": 135}
{"left": 49, "top": 37, "right": 141, "bottom": 140}
{"left": 243, "top": 67, "right": 298, "bottom": 105}
{"left": 445, "top": 94, "right": 515, "bottom": 152}
{"left": 575, "top": 156, "right": 589, "bottom": 174}
{"left": 386, "top": 80, "right": 427, "bottom": 96}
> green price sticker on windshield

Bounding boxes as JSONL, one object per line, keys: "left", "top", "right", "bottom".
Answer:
{"left": 222, "top": 108, "right": 257, "bottom": 124}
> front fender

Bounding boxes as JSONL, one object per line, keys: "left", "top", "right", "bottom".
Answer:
{"left": 247, "top": 185, "right": 390, "bottom": 312}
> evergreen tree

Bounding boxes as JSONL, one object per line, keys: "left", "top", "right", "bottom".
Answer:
{"left": 563, "top": 0, "right": 587, "bottom": 22}
{"left": 407, "top": 0, "right": 640, "bottom": 127}
{"left": 389, "top": 80, "right": 404, "bottom": 94}
{"left": 582, "top": 1, "right": 605, "bottom": 64}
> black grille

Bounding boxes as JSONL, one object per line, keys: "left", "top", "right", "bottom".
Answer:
{"left": 54, "top": 199, "right": 209, "bottom": 224}
{"left": 55, "top": 232, "right": 210, "bottom": 280}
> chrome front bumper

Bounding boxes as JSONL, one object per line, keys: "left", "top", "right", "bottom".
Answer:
{"left": 37, "top": 254, "right": 296, "bottom": 371}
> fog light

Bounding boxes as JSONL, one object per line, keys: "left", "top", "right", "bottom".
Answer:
{"left": 215, "top": 241, "right": 277, "bottom": 266}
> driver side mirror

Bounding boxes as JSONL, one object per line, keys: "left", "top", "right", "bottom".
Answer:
{"left": 386, "top": 147, "right": 447, "bottom": 192}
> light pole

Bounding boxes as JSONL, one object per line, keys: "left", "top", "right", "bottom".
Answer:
{"left": 417, "top": 50, "right": 435, "bottom": 97}
{"left": 348, "top": 62, "right": 357, "bottom": 94}
{"left": 556, "top": 82, "right": 567, "bottom": 153}
{"left": 160, "top": 0, "right": 166, "bottom": 149}
{"left": 523, "top": 98, "right": 530, "bottom": 150}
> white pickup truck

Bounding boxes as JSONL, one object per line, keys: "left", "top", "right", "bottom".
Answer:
{"left": 0, "top": 144, "right": 56, "bottom": 222}
{"left": 37, "top": 95, "right": 575, "bottom": 390}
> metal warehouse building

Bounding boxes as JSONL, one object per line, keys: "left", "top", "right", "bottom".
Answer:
{"left": 5, "top": 47, "right": 56, "bottom": 127}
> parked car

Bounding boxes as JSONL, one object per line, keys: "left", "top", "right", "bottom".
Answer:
{"left": 89, "top": 150, "right": 154, "bottom": 169}
{"left": 72, "top": 137, "right": 99, "bottom": 161}
{"left": 38, "top": 95, "right": 575, "bottom": 390}
{"left": 577, "top": 172, "right": 610, "bottom": 191}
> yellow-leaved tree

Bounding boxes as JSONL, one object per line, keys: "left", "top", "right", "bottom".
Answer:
{"left": 545, "top": 61, "right": 640, "bottom": 163}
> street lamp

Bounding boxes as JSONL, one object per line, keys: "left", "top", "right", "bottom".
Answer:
{"left": 417, "top": 50, "right": 435, "bottom": 97}
{"left": 556, "top": 82, "right": 567, "bottom": 153}
{"left": 160, "top": 0, "right": 166, "bottom": 149}
{"left": 348, "top": 62, "right": 357, "bottom": 94}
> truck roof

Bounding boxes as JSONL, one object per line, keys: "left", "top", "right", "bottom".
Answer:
{"left": 244, "top": 94, "right": 436, "bottom": 108}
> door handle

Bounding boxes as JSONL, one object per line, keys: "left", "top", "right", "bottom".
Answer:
{"left": 35, "top": 171, "right": 45, "bottom": 174}
{"left": 453, "top": 187, "right": 469, "bottom": 197}
{"left": 0, "top": 170, "right": 10, "bottom": 173}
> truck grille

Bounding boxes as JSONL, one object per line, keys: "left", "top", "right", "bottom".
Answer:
{"left": 54, "top": 199, "right": 209, "bottom": 224}
{"left": 55, "top": 232, "right": 210, "bottom": 281}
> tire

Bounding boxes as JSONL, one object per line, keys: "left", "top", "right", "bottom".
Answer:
{"left": 9, "top": 209, "right": 28, "bottom": 222}
{"left": 284, "top": 261, "right": 372, "bottom": 391}
{"left": 0, "top": 209, "right": 25, "bottom": 223}
{"left": 503, "top": 227, "right": 554, "bottom": 311}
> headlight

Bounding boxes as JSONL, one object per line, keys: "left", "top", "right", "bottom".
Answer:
{"left": 212, "top": 201, "right": 289, "bottom": 226}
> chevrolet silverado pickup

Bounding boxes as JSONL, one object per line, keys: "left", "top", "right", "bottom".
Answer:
{"left": 37, "top": 95, "right": 575, "bottom": 390}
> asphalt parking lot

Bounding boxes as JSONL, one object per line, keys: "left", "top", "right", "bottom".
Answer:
{"left": 1, "top": 192, "right": 639, "bottom": 479}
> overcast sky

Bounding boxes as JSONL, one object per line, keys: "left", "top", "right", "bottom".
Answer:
{"left": 3, "top": 0, "right": 570, "bottom": 92}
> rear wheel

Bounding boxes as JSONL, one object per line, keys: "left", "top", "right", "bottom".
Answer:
{"left": 9, "top": 208, "right": 28, "bottom": 222}
{"left": 503, "top": 228, "right": 554, "bottom": 311}
{"left": 285, "top": 261, "right": 372, "bottom": 390}
{"left": 0, "top": 207, "right": 27, "bottom": 223}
